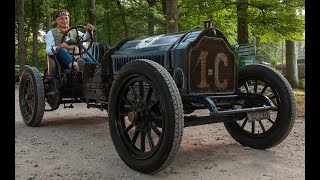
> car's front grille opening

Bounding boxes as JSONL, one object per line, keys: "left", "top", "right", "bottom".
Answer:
{"left": 112, "top": 55, "right": 165, "bottom": 72}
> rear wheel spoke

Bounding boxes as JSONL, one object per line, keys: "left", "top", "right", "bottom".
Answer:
{"left": 244, "top": 82, "right": 250, "bottom": 93}
{"left": 251, "top": 121, "right": 255, "bottom": 134}
{"left": 254, "top": 80, "right": 258, "bottom": 93}
{"left": 267, "top": 118, "right": 275, "bottom": 124}
{"left": 258, "top": 120, "right": 266, "bottom": 133}
{"left": 260, "top": 85, "right": 268, "bottom": 94}
{"left": 269, "top": 95, "right": 276, "bottom": 100}
{"left": 240, "top": 118, "right": 248, "bottom": 129}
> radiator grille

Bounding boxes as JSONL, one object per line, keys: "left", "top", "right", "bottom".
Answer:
{"left": 112, "top": 55, "right": 165, "bottom": 72}
{"left": 189, "top": 37, "right": 236, "bottom": 94}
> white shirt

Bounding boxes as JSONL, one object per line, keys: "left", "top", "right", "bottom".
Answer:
{"left": 45, "top": 28, "right": 91, "bottom": 55}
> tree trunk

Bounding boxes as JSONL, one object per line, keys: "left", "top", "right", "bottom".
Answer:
{"left": 31, "top": 0, "right": 38, "bottom": 67}
{"left": 116, "top": 0, "right": 128, "bottom": 38}
{"left": 166, "top": 0, "right": 178, "bottom": 33}
{"left": 161, "top": 0, "right": 166, "bottom": 16}
{"left": 87, "top": 0, "right": 97, "bottom": 41}
{"left": 106, "top": 3, "right": 111, "bottom": 45}
{"left": 147, "top": 0, "right": 157, "bottom": 36}
{"left": 237, "top": 0, "right": 248, "bottom": 44}
{"left": 45, "top": 0, "right": 51, "bottom": 32}
{"left": 18, "top": 0, "right": 26, "bottom": 75}
{"left": 285, "top": 40, "right": 299, "bottom": 88}
{"left": 32, "top": 28, "right": 39, "bottom": 67}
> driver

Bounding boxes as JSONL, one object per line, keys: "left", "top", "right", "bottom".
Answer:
{"left": 45, "top": 9, "right": 95, "bottom": 71}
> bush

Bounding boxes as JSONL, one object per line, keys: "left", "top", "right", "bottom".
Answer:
{"left": 298, "top": 78, "right": 305, "bottom": 89}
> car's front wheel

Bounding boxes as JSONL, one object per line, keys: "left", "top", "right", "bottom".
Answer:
{"left": 19, "top": 66, "right": 45, "bottom": 127}
{"left": 108, "top": 59, "right": 184, "bottom": 174}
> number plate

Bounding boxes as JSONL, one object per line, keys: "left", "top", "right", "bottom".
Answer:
{"left": 247, "top": 111, "right": 270, "bottom": 122}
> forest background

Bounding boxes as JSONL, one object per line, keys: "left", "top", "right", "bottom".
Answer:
{"left": 15, "top": 0, "right": 305, "bottom": 88}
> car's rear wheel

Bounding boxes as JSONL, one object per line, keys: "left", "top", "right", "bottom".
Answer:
{"left": 108, "top": 59, "right": 184, "bottom": 174}
{"left": 224, "top": 64, "right": 296, "bottom": 149}
{"left": 19, "top": 66, "right": 45, "bottom": 127}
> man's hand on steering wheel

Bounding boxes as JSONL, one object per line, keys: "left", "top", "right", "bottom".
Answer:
{"left": 84, "top": 23, "right": 94, "bottom": 31}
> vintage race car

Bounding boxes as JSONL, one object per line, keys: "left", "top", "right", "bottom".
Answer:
{"left": 19, "top": 24, "right": 296, "bottom": 174}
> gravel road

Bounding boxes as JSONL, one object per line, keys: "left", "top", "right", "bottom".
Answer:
{"left": 15, "top": 83, "right": 305, "bottom": 180}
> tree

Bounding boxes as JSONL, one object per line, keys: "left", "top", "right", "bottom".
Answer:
{"left": 116, "top": 0, "right": 129, "bottom": 38}
{"left": 31, "top": 0, "right": 41, "bottom": 68}
{"left": 237, "top": 0, "right": 248, "bottom": 44}
{"left": 147, "top": 0, "right": 157, "bottom": 35}
{"left": 45, "top": 0, "right": 52, "bottom": 32}
{"left": 285, "top": 41, "right": 299, "bottom": 88}
{"left": 281, "top": 0, "right": 304, "bottom": 88}
{"left": 166, "top": 0, "right": 178, "bottom": 33}
{"left": 18, "top": 0, "right": 26, "bottom": 75}
{"left": 88, "top": 0, "right": 97, "bottom": 41}
{"left": 15, "top": 0, "right": 304, "bottom": 77}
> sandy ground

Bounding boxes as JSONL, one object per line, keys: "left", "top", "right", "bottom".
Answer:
{"left": 15, "top": 83, "right": 305, "bottom": 180}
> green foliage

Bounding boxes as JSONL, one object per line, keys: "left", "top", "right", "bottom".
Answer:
{"left": 248, "top": 0, "right": 305, "bottom": 42}
{"left": 256, "top": 41, "right": 284, "bottom": 65}
{"left": 298, "top": 78, "right": 305, "bottom": 89}
{"left": 95, "top": 0, "right": 166, "bottom": 46}
{"left": 16, "top": 0, "right": 305, "bottom": 72}
{"left": 179, "top": 0, "right": 238, "bottom": 44}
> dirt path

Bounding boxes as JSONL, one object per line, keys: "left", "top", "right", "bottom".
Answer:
{"left": 15, "top": 84, "right": 305, "bottom": 180}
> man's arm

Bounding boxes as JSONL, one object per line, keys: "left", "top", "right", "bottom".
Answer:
{"left": 78, "top": 31, "right": 91, "bottom": 41}
{"left": 45, "top": 31, "right": 58, "bottom": 55}
{"left": 79, "top": 23, "right": 94, "bottom": 41}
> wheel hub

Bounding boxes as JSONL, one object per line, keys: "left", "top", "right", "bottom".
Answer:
{"left": 128, "top": 110, "right": 152, "bottom": 131}
{"left": 128, "top": 111, "right": 138, "bottom": 122}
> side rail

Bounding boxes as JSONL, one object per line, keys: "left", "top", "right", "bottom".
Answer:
{"left": 234, "top": 44, "right": 256, "bottom": 69}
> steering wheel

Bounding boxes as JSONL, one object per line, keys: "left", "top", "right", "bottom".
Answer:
{"left": 61, "top": 25, "right": 93, "bottom": 55}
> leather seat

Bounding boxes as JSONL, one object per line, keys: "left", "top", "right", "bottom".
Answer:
{"left": 46, "top": 43, "right": 109, "bottom": 75}
{"left": 46, "top": 55, "right": 69, "bottom": 75}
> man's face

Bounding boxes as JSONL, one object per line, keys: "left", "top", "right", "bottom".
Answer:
{"left": 56, "top": 15, "right": 69, "bottom": 29}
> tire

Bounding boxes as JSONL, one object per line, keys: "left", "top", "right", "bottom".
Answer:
{"left": 224, "top": 64, "right": 296, "bottom": 149}
{"left": 19, "top": 66, "right": 45, "bottom": 127}
{"left": 108, "top": 59, "right": 184, "bottom": 174}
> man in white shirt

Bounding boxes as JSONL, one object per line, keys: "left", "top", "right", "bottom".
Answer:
{"left": 45, "top": 9, "right": 95, "bottom": 71}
